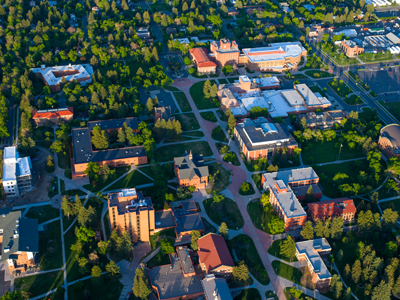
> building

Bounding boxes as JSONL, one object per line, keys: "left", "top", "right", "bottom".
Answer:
{"left": 0, "top": 208, "right": 39, "bottom": 275}
{"left": 173, "top": 201, "right": 205, "bottom": 238}
{"left": 210, "top": 39, "right": 240, "bottom": 67}
{"left": 174, "top": 151, "right": 209, "bottom": 189}
{"left": 71, "top": 118, "right": 148, "bottom": 179}
{"left": 295, "top": 239, "right": 332, "bottom": 290}
{"left": 3, "top": 147, "right": 32, "bottom": 197}
{"left": 298, "top": 110, "right": 347, "bottom": 129}
{"left": 202, "top": 274, "right": 233, "bottom": 300}
{"left": 341, "top": 40, "right": 364, "bottom": 57}
{"left": 197, "top": 233, "right": 235, "bottom": 277}
{"left": 378, "top": 124, "right": 400, "bottom": 158}
{"left": 150, "top": 249, "right": 204, "bottom": 300}
{"left": 108, "top": 188, "right": 154, "bottom": 243}
{"left": 189, "top": 47, "right": 217, "bottom": 74}
{"left": 308, "top": 198, "right": 357, "bottom": 223}
{"left": 136, "top": 27, "right": 150, "bottom": 38}
{"left": 234, "top": 117, "right": 298, "bottom": 160}
{"left": 31, "top": 64, "right": 93, "bottom": 92}
{"left": 32, "top": 107, "right": 74, "bottom": 126}
{"left": 154, "top": 106, "right": 173, "bottom": 122}
{"left": 227, "top": 7, "right": 239, "bottom": 16}
{"left": 386, "top": 32, "right": 400, "bottom": 44}
{"left": 262, "top": 167, "right": 322, "bottom": 230}
{"left": 334, "top": 29, "right": 358, "bottom": 38}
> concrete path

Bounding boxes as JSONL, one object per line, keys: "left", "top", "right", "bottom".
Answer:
{"left": 277, "top": 276, "right": 332, "bottom": 300}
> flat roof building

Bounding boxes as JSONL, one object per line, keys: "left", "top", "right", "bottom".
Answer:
{"left": 341, "top": 40, "right": 364, "bottom": 57}
{"left": 308, "top": 198, "right": 356, "bottom": 223}
{"left": 3, "top": 147, "right": 32, "bottom": 197}
{"left": 262, "top": 168, "right": 322, "bottom": 230}
{"left": 295, "top": 239, "right": 332, "bottom": 290}
{"left": 378, "top": 124, "right": 400, "bottom": 158}
{"left": 234, "top": 117, "right": 298, "bottom": 160}
{"left": 202, "top": 274, "right": 233, "bottom": 300}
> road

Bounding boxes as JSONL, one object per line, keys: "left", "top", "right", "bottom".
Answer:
{"left": 3, "top": 105, "right": 15, "bottom": 147}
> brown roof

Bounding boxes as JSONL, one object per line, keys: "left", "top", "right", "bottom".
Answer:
{"left": 197, "top": 233, "right": 234, "bottom": 272}
{"left": 308, "top": 198, "right": 356, "bottom": 221}
{"left": 32, "top": 107, "right": 74, "bottom": 119}
{"left": 189, "top": 47, "right": 217, "bottom": 69}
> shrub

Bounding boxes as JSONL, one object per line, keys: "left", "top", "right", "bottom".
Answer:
{"left": 188, "top": 67, "right": 196, "bottom": 74}
{"left": 184, "top": 56, "right": 191, "bottom": 65}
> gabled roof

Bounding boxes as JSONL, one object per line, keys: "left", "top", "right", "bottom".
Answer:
{"left": 189, "top": 47, "right": 217, "bottom": 68}
{"left": 0, "top": 211, "right": 39, "bottom": 262}
{"left": 174, "top": 151, "right": 209, "bottom": 180}
{"left": 197, "top": 233, "right": 234, "bottom": 272}
{"left": 308, "top": 198, "right": 356, "bottom": 220}
{"left": 32, "top": 107, "right": 74, "bottom": 119}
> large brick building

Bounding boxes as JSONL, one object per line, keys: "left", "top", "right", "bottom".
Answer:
{"left": 341, "top": 40, "right": 364, "bottom": 57}
{"left": 308, "top": 198, "right": 356, "bottom": 223}
{"left": 298, "top": 110, "right": 347, "bottom": 129}
{"left": 174, "top": 151, "right": 209, "bottom": 189}
{"left": 234, "top": 117, "right": 298, "bottom": 161}
{"left": 189, "top": 47, "right": 217, "bottom": 74}
{"left": 71, "top": 118, "right": 148, "bottom": 179}
{"left": 295, "top": 239, "right": 332, "bottom": 290}
{"left": 378, "top": 124, "right": 400, "bottom": 158}
{"left": 31, "top": 64, "right": 93, "bottom": 92}
{"left": 0, "top": 208, "right": 39, "bottom": 275}
{"left": 197, "top": 233, "right": 235, "bottom": 277}
{"left": 107, "top": 188, "right": 155, "bottom": 243}
{"left": 210, "top": 39, "right": 240, "bottom": 67}
{"left": 262, "top": 167, "right": 322, "bottom": 230}
{"left": 32, "top": 107, "right": 74, "bottom": 126}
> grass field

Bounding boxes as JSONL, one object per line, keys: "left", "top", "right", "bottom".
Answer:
{"left": 284, "top": 287, "right": 316, "bottom": 300}
{"left": 239, "top": 182, "right": 255, "bottom": 195}
{"left": 207, "top": 162, "right": 231, "bottom": 193}
{"left": 68, "top": 277, "right": 123, "bottom": 300}
{"left": 234, "top": 288, "right": 262, "bottom": 300}
{"left": 25, "top": 205, "right": 60, "bottom": 224}
{"left": 57, "top": 151, "right": 70, "bottom": 169}
{"left": 174, "top": 113, "right": 200, "bottom": 131}
{"left": 173, "top": 92, "right": 192, "bottom": 112}
{"left": 218, "top": 78, "right": 228, "bottom": 84}
{"left": 139, "top": 164, "right": 175, "bottom": 180}
{"left": 271, "top": 260, "right": 304, "bottom": 286}
{"left": 344, "top": 94, "right": 363, "bottom": 105}
{"left": 203, "top": 197, "right": 244, "bottom": 229}
{"left": 104, "top": 170, "right": 153, "bottom": 191}
{"left": 83, "top": 166, "right": 130, "bottom": 192}
{"left": 14, "top": 270, "right": 64, "bottom": 298}
{"left": 268, "top": 239, "right": 298, "bottom": 262}
{"left": 154, "top": 141, "right": 213, "bottom": 162}
{"left": 146, "top": 251, "right": 171, "bottom": 269}
{"left": 212, "top": 126, "right": 228, "bottom": 143}
{"left": 39, "top": 220, "right": 63, "bottom": 270}
{"left": 328, "top": 79, "right": 353, "bottom": 98}
{"left": 189, "top": 81, "right": 219, "bottom": 109}
{"left": 103, "top": 211, "right": 111, "bottom": 240}
{"left": 200, "top": 111, "right": 217, "bottom": 122}
{"left": 183, "top": 131, "right": 204, "bottom": 137}
{"left": 247, "top": 201, "right": 285, "bottom": 235}
{"left": 304, "top": 70, "right": 334, "bottom": 79}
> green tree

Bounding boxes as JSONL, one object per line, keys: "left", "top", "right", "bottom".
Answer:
{"left": 132, "top": 267, "right": 151, "bottom": 299}
{"left": 0, "top": 291, "right": 29, "bottom": 300}
{"left": 91, "top": 265, "right": 103, "bottom": 286}
{"left": 146, "top": 98, "right": 154, "bottom": 114}
{"left": 117, "top": 128, "right": 126, "bottom": 143}
{"left": 232, "top": 261, "right": 249, "bottom": 282}
{"left": 228, "top": 114, "right": 236, "bottom": 131}
{"left": 160, "top": 239, "right": 175, "bottom": 255}
{"left": 301, "top": 221, "right": 314, "bottom": 240}
{"left": 46, "top": 155, "right": 55, "bottom": 173}
{"left": 351, "top": 260, "right": 362, "bottom": 283}
{"left": 77, "top": 227, "right": 96, "bottom": 242}
{"left": 372, "top": 280, "right": 391, "bottom": 300}
{"left": 190, "top": 230, "right": 201, "bottom": 250}
{"left": 203, "top": 80, "right": 212, "bottom": 98}
{"left": 343, "top": 287, "right": 352, "bottom": 300}
{"left": 219, "top": 222, "right": 229, "bottom": 240}
{"left": 260, "top": 192, "right": 270, "bottom": 206}
{"left": 314, "top": 220, "right": 324, "bottom": 238}
{"left": 91, "top": 126, "right": 109, "bottom": 150}
{"left": 61, "top": 195, "right": 74, "bottom": 219}
{"left": 105, "top": 260, "right": 121, "bottom": 280}
{"left": 182, "top": 1, "right": 188, "bottom": 12}
{"left": 289, "top": 287, "right": 302, "bottom": 299}
{"left": 381, "top": 208, "right": 399, "bottom": 230}
{"left": 269, "top": 216, "right": 285, "bottom": 234}
{"left": 280, "top": 236, "right": 296, "bottom": 260}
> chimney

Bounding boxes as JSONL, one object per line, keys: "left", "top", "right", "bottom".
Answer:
{"left": 189, "top": 150, "right": 193, "bottom": 160}
{"left": 41, "top": 64, "right": 45, "bottom": 70}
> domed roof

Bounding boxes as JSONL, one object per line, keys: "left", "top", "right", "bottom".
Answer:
{"left": 381, "top": 124, "right": 400, "bottom": 148}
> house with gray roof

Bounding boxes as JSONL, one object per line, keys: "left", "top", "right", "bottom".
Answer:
{"left": 0, "top": 210, "right": 39, "bottom": 274}
{"left": 174, "top": 151, "right": 209, "bottom": 189}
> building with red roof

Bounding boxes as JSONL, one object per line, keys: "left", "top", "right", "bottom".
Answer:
{"left": 32, "top": 107, "right": 74, "bottom": 126}
{"left": 308, "top": 198, "right": 356, "bottom": 223}
{"left": 197, "top": 233, "right": 234, "bottom": 278}
{"left": 189, "top": 47, "right": 217, "bottom": 74}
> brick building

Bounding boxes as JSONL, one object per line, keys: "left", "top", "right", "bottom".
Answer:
{"left": 174, "top": 151, "right": 209, "bottom": 189}
{"left": 31, "top": 64, "right": 93, "bottom": 92}
{"left": 234, "top": 117, "right": 298, "bottom": 161}
{"left": 154, "top": 106, "right": 173, "bottom": 122}
{"left": 197, "top": 233, "right": 235, "bottom": 277}
{"left": 298, "top": 110, "right": 347, "bottom": 129}
{"left": 341, "top": 40, "right": 364, "bottom": 57}
{"left": 378, "top": 124, "right": 400, "bottom": 158}
{"left": 308, "top": 198, "right": 356, "bottom": 223}
{"left": 173, "top": 201, "right": 205, "bottom": 238}
{"left": 210, "top": 39, "right": 240, "bottom": 67}
{"left": 295, "top": 239, "right": 332, "bottom": 290}
{"left": 189, "top": 47, "right": 217, "bottom": 74}
{"left": 0, "top": 208, "right": 39, "bottom": 275}
{"left": 107, "top": 188, "right": 155, "bottom": 243}
{"left": 32, "top": 107, "right": 74, "bottom": 125}
{"left": 71, "top": 118, "right": 148, "bottom": 179}
{"left": 262, "top": 167, "right": 322, "bottom": 230}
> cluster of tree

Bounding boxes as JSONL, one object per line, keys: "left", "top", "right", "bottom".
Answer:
{"left": 46, "top": 155, "right": 55, "bottom": 173}
{"left": 301, "top": 218, "right": 344, "bottom": 241}
{"left": 203, "top": 80, "right": 218, "bottom": 99}
{"left": 273, "top": 146, "right": 302, "bottom": 167}
{"left": 84, "top": 162, "right": 117, "bottom": 187}
{"left": 153, "top": 119, "right": 183, "bottom": 141}
{"left": 132, "top": 267, "right": 152, "bottom": 299}
{"left": 61, "top": 195, "right": 99, "bottom": 227}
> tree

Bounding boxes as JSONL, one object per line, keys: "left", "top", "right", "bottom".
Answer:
{"left": 146, "top": 98, "right": 154, "bottom": 114}
{"left": 91, "top": 265, "right": 103, "bottom": 286}
{"left": 280, "top": 236, "right": 296, "bottom": 260}
{"left": 91, "top": 126, "right": 109, "bottom": 150}
{"left": 117, "top": 128, "right": 126, "bottom": 143}
{"left": 372, "top": 280, "right": 391, "bottom": 300}
{"left": 160, "top": 239, "right": 175, "bottom": 255}
{"left": 77, "top": 227, "right": 96, "bottom": 242}
{"left": 305, "top": 186, "right": 314, "bottom": 202}
{"left": 260, "top": 192, "right": 270, "bottom": 206}
{"left": 0, "top": 291, "right": 30, "bottom": 300}
{"left": 105, "top": 260, "right": 121, "bottom": 280}
{"left": 228, "top": 114, "right": 236, "bottom": 131}
{"left": 269, "top": 216, "right": 285, "bottom": 234}
{"left": 381, "top": 208, "right": 399, "bottom": 230}
{"left": 46, "top": 155, "right": 55, "bottom": 173}
{"left": 343, "top": 287, "right": 352, "bottom": 300}
{"left": 132, "top": 267, "right": 151, "bottom": 300}
{"left": 344, "top": 264, "right": 351, "bottom": 279}
{"left": 61, "top": 196, "right": 74, "bottom": 219}
{"left": 182, "top": 1, "right": 188, "bottom": 12}
{"left": 219, "top": 222, "right": 229, "bottom": 239}
{"left": 351, "top": 260, "right": 362, "bottom": 283}
{"left": 301, "top": 221, "right": 314, "bottom": 240}
{"left": 203, "top": 80, "right": 212, "bottom": 98}
{"left": 314, "top": 220, "right": 324, "bottom": 238}
{"left": 232, "top": 261, "right": 249, "bottom": 282}
{"left": 289, "top": 287, "right": 302, "bottom": 299}
{"left": 190, "top": 230, "right": 201, "bottom": 250}
{"left": 330, "top": 217, "right": 344, "bottom": 239}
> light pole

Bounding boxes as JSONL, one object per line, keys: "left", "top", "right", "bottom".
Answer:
{"left": 338, "top": 144, "right": 343, "bottom": 160}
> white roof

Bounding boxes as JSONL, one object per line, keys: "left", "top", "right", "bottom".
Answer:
{"left": 262, "top": 90, "right": 306, "bottom": 118}
{"left": 230, "top": 104, "right": 248, "bottom": 116}
{"left": 242, "top": 42, "right": 305, "bottom": 63}
{"left": 241, "top": 96, "right": 269, "bottom": 111}
{"left": 31, "top": 64, "right": 93, "bottom": 87}
{"left": 295, "top": 84, "right": 331, "bottom": 107}
{"left": 386, "top": 32, "right": 400, "bottom": 44}
{"left": 255, "top": 76, "right": 280, "bottom": 87}
{"left": 4, "top": 147, "right": 17, "bottom": 161}
{"left": 3, "top": 147, "right": 31, "bottom": 182}
{"left": 119, "top": 188, "right": 137, "bottom": 197}
{"left": 174, "top": 38, "right": 190, "bottom": 44}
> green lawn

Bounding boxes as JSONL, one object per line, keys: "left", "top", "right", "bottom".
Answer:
{"left": 189, "top": 81, "right": 219, "bottom": 109}
{"left": 57, "top": 151, "right": 70, "bottom": 169}
{"left": 139, "top": 164, "right": 175, "bottom": 180}
{"left": 104, "top": 170, "right": 153, "bottom": 191}
{"left": 150, "top": 2, "right": 171, "bottom": 11}
{"left": 25, "top": 205, "right": 60, "bottom": 224}
{"left": 228, "top": 77, "right": 239, "bottom": 83}
{"left": 212, "top": 126, "right": 228, "bottom": 143}
{"left": 328, "top": 79, "right": 353, "bottom": 98}
{"left": 268, "top": 239, "right": 298, "bottom": 262}
{"left": 48, "top": 177, "right": 59, "bottom": 198}
{"left": 183, "top": 131, "right": 204, "bottom": 137}
{"left": 174, "top": 113, "right": 200, "bottom": 131}
{"left": 83, "top": 166, "right": 130, "bottom": 192}
{"left": 207, "top": 162, "right": 231, "bottom": 194}
{"left": 219, "top": 78, "right": 228, "bottom": 84}
{"left": 344, "top": 94, "right": 363, "bottom": 105}
{"left": 229, "top": 234, "right": 270, "bottom": 285}
{"left": 223, "top": 151, "right": 240, "bottom": 166}
{"left": 216, "top": 110, "right": 228, "bottom": 121}
{"left": 200, "top": 111, "right": 217, "bottom": 122}
{"left": 252, "top": 174, "right": 263, "bottom": 192}
{"left": 301, "top": 137, "right": 364, "bottom": 165}
{"left": 164, "top": 86, "right": 180, "bottom": 92}
{"left": 14, "top": 270, "right": 64, "bottom": 298}
{"left": 154, "top": 141, "right": 213, "bottom": 162}
{"left": 234, "top": 288, "right": 262, "bottom": 300}
{"left": 61, "top": 189, "right": 87, "bottom": 197}
{"left": 380, "top": 198, "right": 400, "bottom": 213}
{"left": 202, "top": 217, "right": 217, "bottom": 233}
{"left": 62, "top": 212, "right": 76, "bottom": 232}
{"left": 247, "top": 201, "right": 285, "bottom": 235}
{"left": 203, "top": 197, "right": 244, "bottom": 230}
{"left": 173, "top": 92, "right": 192, "bottom": 112}
{"left": 271, "top": 260, "right": 304, "bottom": 286}
{"left": 284, "top": 287, "right": 316, "bottom": 300}
{"left": 304, "top": 70, "right": 334, "bottom": 79}
{"left": 146, "top": 251, "right": 171, "bottom": 269}
{"left": 68, "top": 277, "right": 123, "bottom": 300}
{"left": 39, "top": 220, "right": 63, "bottom": 270}
{"left": 358, "top": 51, "right": 394, "bottom": 63}
{"left": 239, "top": 182, "right": 255, "bottom": 195}
{"left": 103, "top": 211, "right": 111, "bottom": 240}
{"left": 379, "top": 101, "right": 400, "bottom": 122}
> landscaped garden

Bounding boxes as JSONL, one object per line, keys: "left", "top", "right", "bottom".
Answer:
{"left": 14, "top": 270, "right": 64, "bottom": 298}
{"left": 239, "top": 182, "right": 255, "bottom": 195}
{"left": 82, "top": 166, "right": 130, "bottom": 193}
{"left": 189, "top": 80, "right": 219, "bottom": 109}
{"left": 328, "top": 78, "right": 353, "bottom": 98}
{"left": 154, "top": 141, "right": 213, "bottom": 162}
{"left": 228, "top": 234, "right": 270, "bottom": 285}
{"left": 344, "top": 94, "right": 363, "bottom": 105}
{"left": 223, "top": 151, "right": 240, "bottom": 166}
{"left": 203, "top": 195, "right": 244, "bottom": 230}
{"left": 211, "top": 125, "right": 228, "bottom": 143}
{"left": 247, "top": 200, "right": 285, "bottom": 235}
{"left": 299, "top": 54, "right": 326, "bottom": 71}
{"left": 173, "top": 92, "right": 192, "bottom": 112}
{"left": 207, "top": 162, "right": 231, "bottom": 193}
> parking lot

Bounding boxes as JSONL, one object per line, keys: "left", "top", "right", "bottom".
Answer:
{"left": 356, "top": 68, "right": 400, "bottom": 93}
